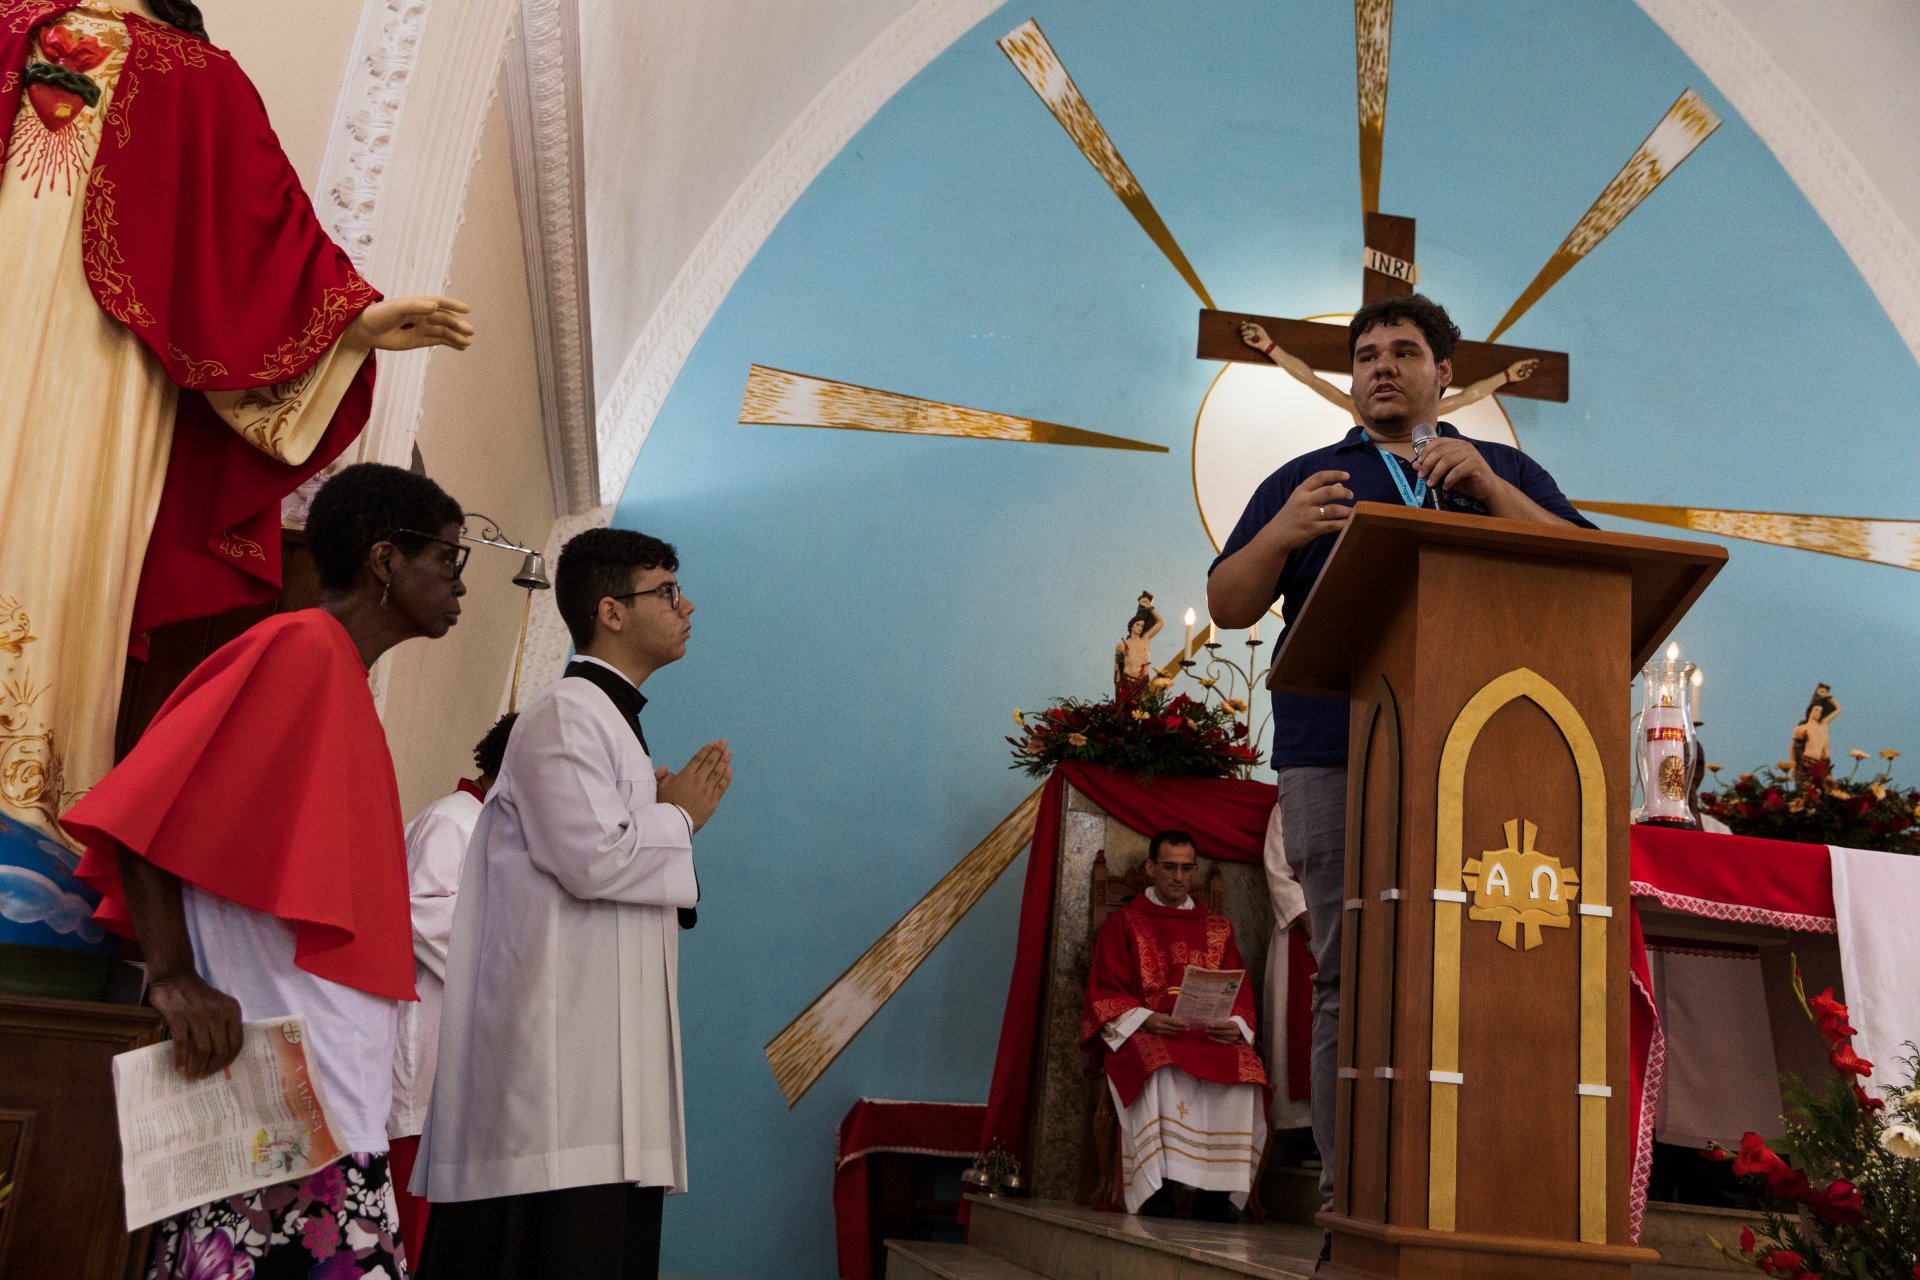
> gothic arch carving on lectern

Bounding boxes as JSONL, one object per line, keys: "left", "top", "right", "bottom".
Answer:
{"left": 1336, "top": 674, "right": 1401, "bottom": 1220}
{"left": 1427, "top": 667, "right": 1610, "bottom": 1243}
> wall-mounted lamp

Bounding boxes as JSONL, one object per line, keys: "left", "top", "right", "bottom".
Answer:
{"left": 461, "top": 512, "right": 551, "bottom": 710}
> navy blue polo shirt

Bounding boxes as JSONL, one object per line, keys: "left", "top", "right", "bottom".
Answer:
{"left": 1208, "top": 423, "right": 1594, "bottom": 768}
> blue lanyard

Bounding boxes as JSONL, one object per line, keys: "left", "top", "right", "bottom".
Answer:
{"left": 1369, "top": 442, "right": 1428, "bottom": 508}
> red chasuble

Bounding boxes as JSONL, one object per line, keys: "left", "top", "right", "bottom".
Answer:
{"left": 1080, "top": 896, "right": 1270, "bottom": 1108}
{"left": 65, "top": 610, "right": 414, "bottom": 1001}
{"left": 0, "top": 3, "right": 380, "bottom": 652}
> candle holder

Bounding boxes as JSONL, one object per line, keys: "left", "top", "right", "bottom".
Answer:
{"left": 1178, "top": 632, "right": 1272, "bottom": 777}
{"left": 1632, "top": 647, "right": 1699, "bottom": 826}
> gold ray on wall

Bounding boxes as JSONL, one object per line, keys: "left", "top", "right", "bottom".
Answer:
{"left": 1488, "top": 89, "right": 1721, "bottom": 342}
{"left": 999, "top": 19, "right": 1216, "bottom": 309}
{"left": 764, "top": 786, "right": 1046, "bottom": 1106}
{"left": 1355, "top": 0, "right": 1393, "bottom": 215}
{"left": 1577, "top": 502, "right": 1920, "bottom": 572}
{"left": 740, "top": 365, "right": 1166, "bottom": 452}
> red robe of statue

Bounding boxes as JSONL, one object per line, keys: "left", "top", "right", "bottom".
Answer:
{"left": 1, "top": 2, "right": 379, "bottom": 648}
{"left": 1081, "top": 895, "right": 1270, "bottom": 1107}
{"left": 66, "top": 610, "right": 413, "bottom": 1000}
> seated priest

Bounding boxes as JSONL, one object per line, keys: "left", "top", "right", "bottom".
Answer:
{"left": 1081, "top": 830, "right": 1271, "bottom": 1221}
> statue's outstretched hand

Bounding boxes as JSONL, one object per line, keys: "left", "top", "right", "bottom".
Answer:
{"left": 347, "top": 296, "right": 475, "bottom": 352}
{"left": 1505, "top": 357, "right": 1540, "bottom": 383}
{"left": 1238, "top": 321, "right": 1271, "bottom": 350}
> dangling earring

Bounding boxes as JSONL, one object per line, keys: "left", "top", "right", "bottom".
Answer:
{"left": 380, "top": 579, "right": 391, "bottom": 610}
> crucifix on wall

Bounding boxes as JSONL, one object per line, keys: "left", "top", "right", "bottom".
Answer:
{"left": 1195, "top": 210, "right": 1571, "bottom": 411}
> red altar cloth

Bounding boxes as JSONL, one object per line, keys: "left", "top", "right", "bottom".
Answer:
{"left": 1626, "top": 825, "right": 1833, "bottom": 1242}
{"left": 978, "top": 763, "right": 1282, "bottom": 1167}
{"left": 833, "top": 1099, "right": 984, "bottom": 1280}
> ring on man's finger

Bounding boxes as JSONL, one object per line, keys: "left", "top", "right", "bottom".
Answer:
{"left": 1317, "top": 505, "right": 1325, "bottom": 519}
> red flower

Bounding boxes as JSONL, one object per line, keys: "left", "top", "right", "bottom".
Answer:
{"left": 1829, "top": 1043, "right": 1874, "bottom": 1078}
{"left": 1762, "top": 788, "right": 1786, "bottom": 812}
{"left": 1731, "top": 1133, "right": 1811, "bottom": 1200}
{"left": 1806, "top": 1179, "right": 1864, "bottom": 1225}
{"left": 1850, "top": 1080, "right": 1885, "bottom": 1112}
{"left": 1738, "top": 1226, "right": 1754, "bottom": 1254}
{"left": 1808, "top": 988, "right": 1858, "bottom": 1047}
{"left": 1701, "top": 1143, "right": 1732, "bottom": 1162}
{"left": 1756, "top": 1250, "right": 1807, "bottom": 1278}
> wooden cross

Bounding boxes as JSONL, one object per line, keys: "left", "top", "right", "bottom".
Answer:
{"left": 1194, "top": 213, "right": 1571, "bottom": 403}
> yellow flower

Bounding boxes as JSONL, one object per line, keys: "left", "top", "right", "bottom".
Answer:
{"left": 1197, "top": 677, "right": 1217, "bottom": 688}
{"left": 1706, "top": 763, "right": 1722, "bottom": 773}
{"left": 1882, "top": 749, "right": 1901, "bottom": 761}
{"left": 1849, "top": 748, "right": 1869, "bottom": 761}
{"left": 1222, "top": 699, "right": 1247, "bottom": 714}
{"left": 1067, "top": 732, "right": 1088, "bottom": 747}
{"left": 1013, "top": 708, "right": 1025, "bottom": 726}
{"left": 1872, "top": 783, "right": 1888, "bottom": 800}
{"left": 1148, "top": 676, "right": 1174, "bottom": 691}
{"left": 1788, "top": 798, "right": 1806, "bottom": 814}
{"left": 1131, "top": 709, "right": 1149, "bottom": 721}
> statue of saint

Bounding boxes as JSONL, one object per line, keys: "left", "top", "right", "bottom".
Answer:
{"left": 1114, "top": 599, "right": 1162, "bottom": 696}
{"left": 0, "top": 2, "right": 472, "bottom": 952}
{"left": 1790, "top": 684, "right": 1840, "bottom": 773}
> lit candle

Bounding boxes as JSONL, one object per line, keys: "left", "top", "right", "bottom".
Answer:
{"left": 1690, "top": 667, "right": 1704, "bottom": 723}
{"left": 1666, "top": 641, "right": 1681, "bottom": 665}
{"left": 1183, "top": 607, "right": 1196, "bottom": 657}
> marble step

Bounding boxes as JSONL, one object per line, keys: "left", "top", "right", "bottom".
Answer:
{"left": 963, "top": 1194, "right": 1752, "bottom": 1280}
{"left": 1638, "top": 1202, "right": 1753, "bottom": 1272}
{"left": 966, "top": 1195, "right": 1322, "bottom": 1280}
{"left": 884, "top": 1240, "right": 1047, "bottom": 1280}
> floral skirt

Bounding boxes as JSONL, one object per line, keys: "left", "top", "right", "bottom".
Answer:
{"left": 146, "top": 1153, "right": 408, "bottom": 1280}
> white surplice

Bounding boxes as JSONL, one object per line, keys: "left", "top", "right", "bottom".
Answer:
{"left": 412, "top": 676, "right": 698, "bottom": 1202}
{"left": 388, "top": 785, "right": 483, "bottom": 1140}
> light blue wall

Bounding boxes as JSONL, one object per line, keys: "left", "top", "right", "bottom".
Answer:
{"left": 617, "top": 3, "right": 1919, "bottom": 1273}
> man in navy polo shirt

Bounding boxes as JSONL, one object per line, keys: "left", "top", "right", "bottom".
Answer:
{"left": 1206, "top": 292, "right": 1591, "bottom": 1221}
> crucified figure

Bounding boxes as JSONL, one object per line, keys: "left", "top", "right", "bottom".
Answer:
{"left": 1239, "top": 321, "right": 1537, "bottom": 421}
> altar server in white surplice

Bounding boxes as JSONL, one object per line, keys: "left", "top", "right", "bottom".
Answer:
{"left": 414, "top": 528, "right": 732, "bottom": 1280}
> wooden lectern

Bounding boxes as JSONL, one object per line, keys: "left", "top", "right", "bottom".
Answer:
{"left": 1268, "top": 502, "right": 1725, "bottom": 1280}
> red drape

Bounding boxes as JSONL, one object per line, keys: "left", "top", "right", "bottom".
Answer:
{"left": 833, "top": 1099, "right": 985, "bottom": 1280}
{"left": 1625, "top": 825, "right": 1832, "bottom": 1243}
{"left": 977, "top": 763, "right": 1277, "bottom": 1166}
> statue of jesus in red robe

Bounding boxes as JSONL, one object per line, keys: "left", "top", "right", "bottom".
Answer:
{"left": 0, "top": 0, "right": 473, "bottom": 938}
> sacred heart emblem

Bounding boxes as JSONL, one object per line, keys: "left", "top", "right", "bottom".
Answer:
{"left": 1460, "top": 819, "right": 1581, "bottom": 951}
{"left": 26, "top": 81, "right": 85, "bottom": 132}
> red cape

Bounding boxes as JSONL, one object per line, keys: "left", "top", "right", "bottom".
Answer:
{"left": 1, "top": 5, "right": 379, "bottom": 652}
{"left": 66, "top": 610, "right": 414, "bottom": 1001}
{"left": 1081, "top": 895, "right": 1269, "bottom": 1107}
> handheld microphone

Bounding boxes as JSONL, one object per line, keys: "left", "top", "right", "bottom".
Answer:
{"left": 1410, "top": 423, "right": 1490, "bottom": 516}
{"left": 1410, "top": 424, "right": 1439, "bottom": 509}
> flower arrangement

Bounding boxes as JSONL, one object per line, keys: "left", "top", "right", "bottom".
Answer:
{"left": 1703, "top": 965, "right": 1920, "bottom": 1279}
{"left": 1007, "top": 681, "right": 1260, "bottom": 780}
{"left": 1702, "top": 753, "right": 1920, "bottom": 855}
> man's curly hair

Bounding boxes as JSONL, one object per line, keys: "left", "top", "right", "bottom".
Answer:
{"left": 1347, "top": 291, "right": 1462, "bottom": 365}
{"left": 473, "top": 713, "right": 518, "bottom": 779}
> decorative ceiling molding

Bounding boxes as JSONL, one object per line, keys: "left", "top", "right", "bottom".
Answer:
{"left": 499, "top": 504, "right": 614, "bottom": 715}
{"left": 313, "top": 0, "right": 524, "bottom": 473}
{"left": 593, "top": 0, "right": 1005, "bottom": 507}
{"left": 505, "top": 0, "right": 600, "bottom": 516}
{"left": 1635, "top": 0, "right": 1920, "bottom": 367}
